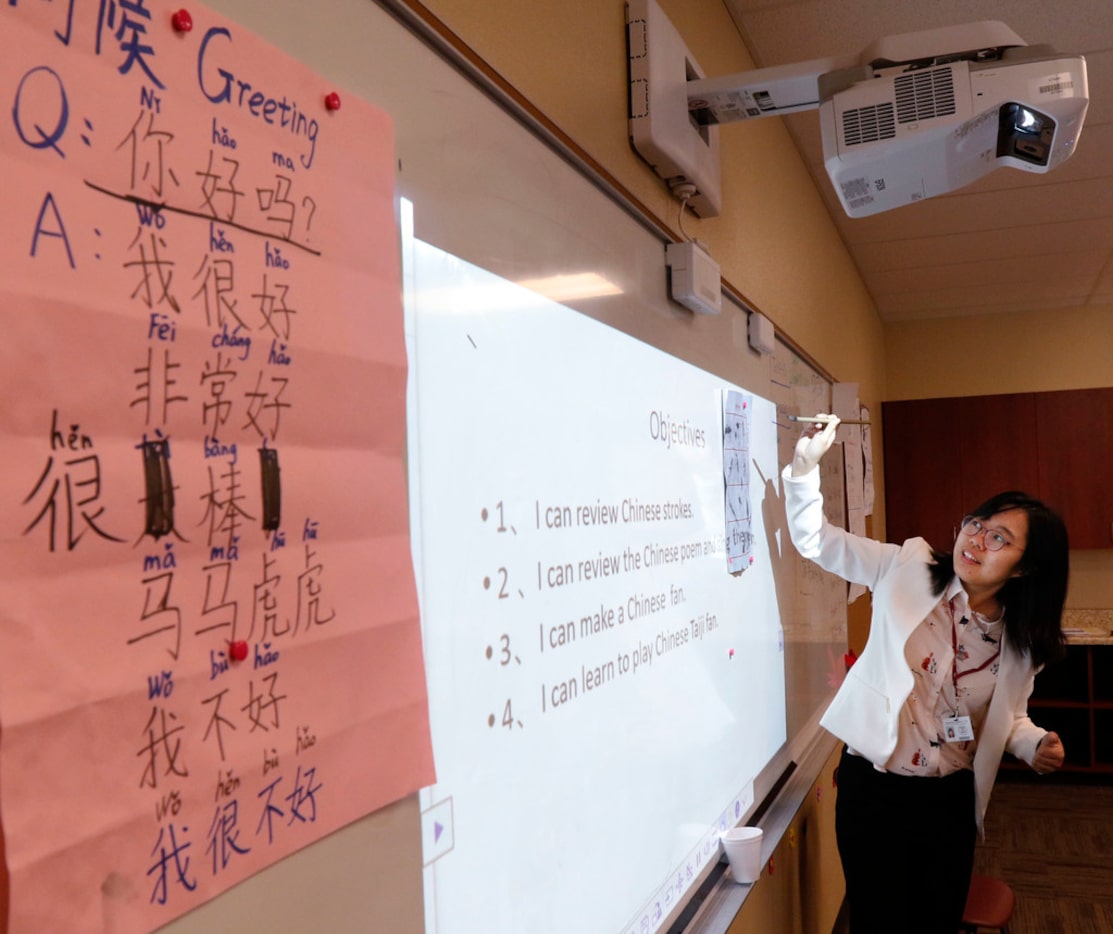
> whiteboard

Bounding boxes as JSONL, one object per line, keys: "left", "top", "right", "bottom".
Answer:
{"left": 404, "top": 223, "right": 786, "bottom": 933}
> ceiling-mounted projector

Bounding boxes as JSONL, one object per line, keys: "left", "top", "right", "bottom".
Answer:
{"left": 628, "top": 4, "right": 1089, "bottom": 217}
{"left": 818, "top": 45, "right": 1087, "bottom": 217}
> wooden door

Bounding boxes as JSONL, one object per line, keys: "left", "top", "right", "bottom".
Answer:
{"left": 1036, "top": 388, "right": 1113, "bottom": 548}
{"left": 882, "top": 397, "right": 964, "bottom": 549}
{"left": 956, "top": 392, "right": 1039, "bottom": 511}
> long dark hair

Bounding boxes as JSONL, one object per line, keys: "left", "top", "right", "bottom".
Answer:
{"left": 928, "top": 491, "right": 1069, "bottom": 668}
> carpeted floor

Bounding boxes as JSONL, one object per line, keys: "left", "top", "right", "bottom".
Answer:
{"left": 829, "top": 776, "right": 1113, "bottom": 933}
{"left": 972, "top": 776, "right": 1113, "bottom": 933}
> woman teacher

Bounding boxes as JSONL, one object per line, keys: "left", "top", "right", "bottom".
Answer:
{"left": 784, "top": 415, "right": 1067, "bottom": 933}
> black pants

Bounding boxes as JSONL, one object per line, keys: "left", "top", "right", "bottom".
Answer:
{"left": 836, "top": 747, "right": 977, "bottom": 934}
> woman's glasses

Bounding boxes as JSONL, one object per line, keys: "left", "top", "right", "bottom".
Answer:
{"left": 960, "top": 517, "right": 1013, "bottom": 552}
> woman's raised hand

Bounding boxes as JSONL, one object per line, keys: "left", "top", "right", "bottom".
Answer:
{"left": 791, "top": 415, "right": 840, "bottom": 477}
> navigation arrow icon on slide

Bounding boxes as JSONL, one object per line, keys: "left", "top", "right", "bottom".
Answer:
{"left": 421, "top": 797, "right": 455, "bottom": 865}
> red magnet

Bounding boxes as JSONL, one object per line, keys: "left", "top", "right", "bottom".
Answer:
{"left": 171, "top": 9, "right": 193, "bottom": 32}
{"left": 324, "top": 92, "right": 342, "bottom": 112}
{"left": 229, "top": 640, "right": 249, "bottom": 661}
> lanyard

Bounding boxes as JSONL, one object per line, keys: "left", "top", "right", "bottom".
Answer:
{"left": 947, "top": 598, "right": 1001, "bottom": 716}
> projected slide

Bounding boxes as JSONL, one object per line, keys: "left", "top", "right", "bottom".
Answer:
{"left": 405, "top": 232, "right": 786, "bottom": 934}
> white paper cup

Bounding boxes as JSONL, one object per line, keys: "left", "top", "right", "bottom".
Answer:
{"left": 721, "top": 826, "right": 764, "bottom": 883}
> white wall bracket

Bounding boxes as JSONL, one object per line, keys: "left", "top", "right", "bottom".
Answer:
{"left": 627, "top": 0, "right": 722, "bottom": 217}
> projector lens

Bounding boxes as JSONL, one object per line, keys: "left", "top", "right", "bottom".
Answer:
{"left": 997, "top": 102, "right": 1054, "bottom": 165}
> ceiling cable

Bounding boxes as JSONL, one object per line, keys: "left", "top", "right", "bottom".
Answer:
{"left": 671, "top": 181, "right": 698, "bottom": 242}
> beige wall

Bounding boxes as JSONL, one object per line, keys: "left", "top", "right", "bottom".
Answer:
{"left": 885, "top": 304, "right": 1113, "bottom": 399}
{"left": 427, "top": 0, "right": 887, "bottom": 404}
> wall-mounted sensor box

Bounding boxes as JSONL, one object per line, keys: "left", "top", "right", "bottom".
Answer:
{"left": 748, "top": 311, "right": 775, "bottom": 354}
{"left": 666, "top": 240, "right": 721, "bottom": 315}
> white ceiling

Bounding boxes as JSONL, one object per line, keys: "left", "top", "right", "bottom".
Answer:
{"left": 722, "top": 0, "right": 1113, "bottom": 323}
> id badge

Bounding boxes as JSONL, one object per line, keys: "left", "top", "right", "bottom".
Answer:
{"left": 943, "top": 715, "right": 975, "bottom": 742}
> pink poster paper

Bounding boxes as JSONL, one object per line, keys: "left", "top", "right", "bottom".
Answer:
{"left": 0, "top": 3, "right": 434, "bottom": 931}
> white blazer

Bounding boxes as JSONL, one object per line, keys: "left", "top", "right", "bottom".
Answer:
{"left": 782, "top": 465, "right": 1047, "bottom": 828}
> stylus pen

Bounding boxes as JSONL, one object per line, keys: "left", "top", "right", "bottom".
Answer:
{"left": 787, "top": 414, "right": 872, "bottom": 425}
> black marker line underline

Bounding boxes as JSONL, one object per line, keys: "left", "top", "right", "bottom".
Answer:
{"left": 84, "top": 180, "right": 324, "bottom": 258}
